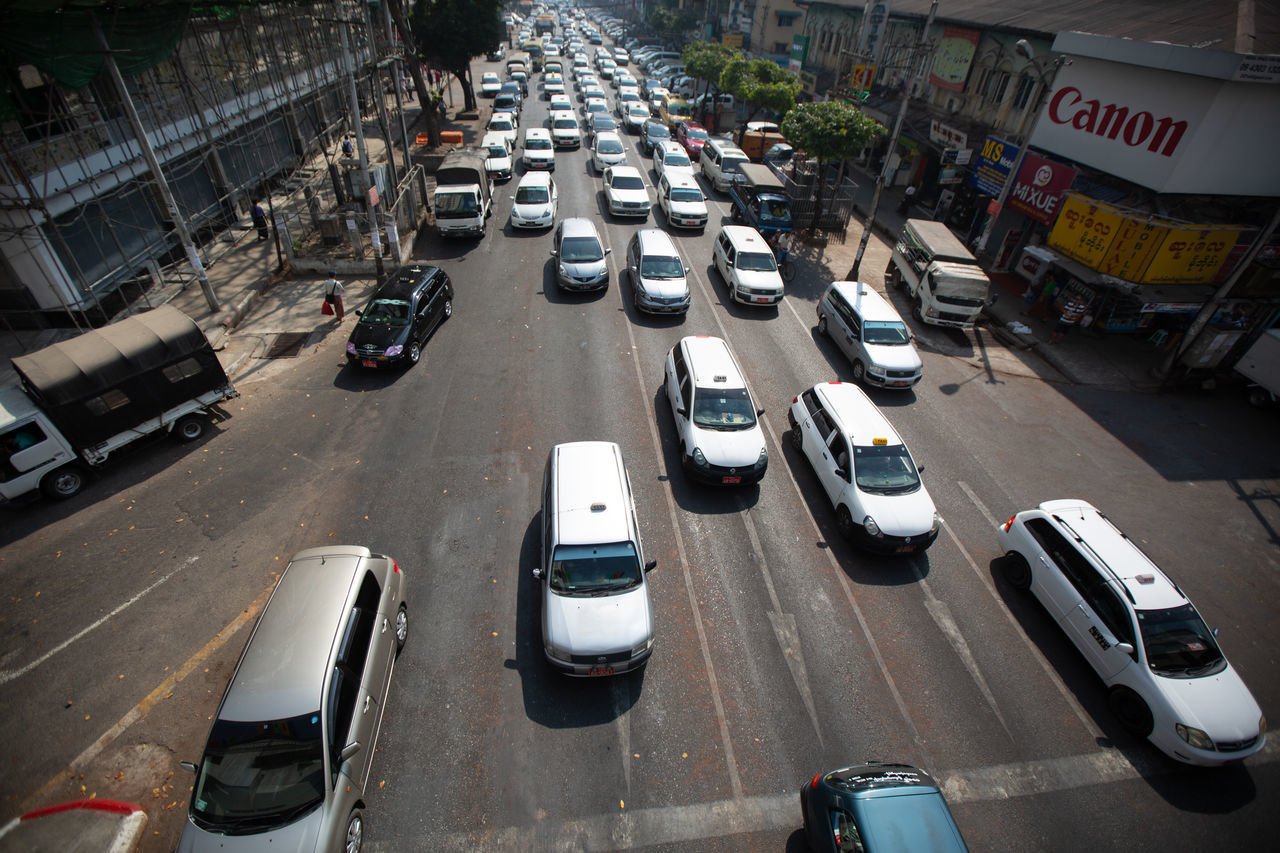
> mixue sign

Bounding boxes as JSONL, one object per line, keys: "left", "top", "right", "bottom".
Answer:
{"left": 1008, "top": 153, "right": 1076, "bottom": 224}
{"left": 1028, "top": 57, "right": 1280, "bottom": 196}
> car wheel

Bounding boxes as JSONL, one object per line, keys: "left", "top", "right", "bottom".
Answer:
{"left": 790, "top": 423, "right": 803, "bottom": 451}
{"left": 836, "top": 506, "right": 857, "bottom": 539}
{"left": 817, "top": 315, "right": 828, "bottom": 336}
{"left": 1108, "top": 686, "right": 1154, "bottom": 738}
{"left": 407, "top": 342, "right": 421, "bottom": 365}
{"left": 913, "top": 298, "right": 924, "bottom": 323}
{"left": 395, "top": 603, "right": 408, "bottom": 655}
{"left": 40, "top": 465, "right": 86, "bottom": 500}
{"left": 1000, "top": 552, "right": 1032, "bottom": 589}
{"left": 851, "top": 361, "right": 866, "bottom": 384}
{"left": 443, "top": 299, "right": 453, "bottom": 319}
{"left": 344, "top": 809, "right": 364, "bottom": 853}
{"left": 174, "top": 414, "right": 206, "bottom": 442}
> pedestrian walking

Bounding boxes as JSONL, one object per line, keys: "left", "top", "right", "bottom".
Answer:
{"left": 341, "top": 134, "right": 354, "bottom": 157}
{"left": 251, "top": 200, "right": 269, "bottom": 242}
{"left": 896, "top": 184, "right": 917, "bottom": 215}
{"left": 1049, "top": 294, "right": 1089, "bottom": 343}
{"left": 321, "top": 270, "right": 345, "bottom": 321}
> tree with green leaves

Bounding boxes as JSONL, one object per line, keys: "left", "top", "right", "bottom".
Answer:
{"left": 683, "top": 41, "right": 739, "bottom": 121}
{"left": 781, "top": 100, "right": 885, "bottom": 231}
{"left": 721, "top": 58, "right": 800, "bottom": 124}
{"left": 648, "top": 3, "right": 698, "bottom": 41}
{"left": 385, "top": 0, "right": 439, "bottom": 145}
{"left": 408, "top": 0, "right": 504, "bottom": 114}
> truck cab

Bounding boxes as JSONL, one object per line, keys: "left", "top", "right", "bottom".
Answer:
{"left": 888, "top": 219, "right": 991, "bottom": 329}
{"left": 729, "top": 163, "right": 792, "bottom": 233}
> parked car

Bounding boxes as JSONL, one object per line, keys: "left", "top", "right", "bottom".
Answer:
{"left": 178, "top": 546, "right": 407, "bottom": 852}
{"left": 602, "top": 165, "right": 650, "bottom": 218}
{"left": 346, "top": 264, "right": 453, "bottom": 368}
{"left": 551, "top": 217, "right": 611, "bottom": 291}
{"left": 997, "top": 499, "right": 1267, "bottom": 765}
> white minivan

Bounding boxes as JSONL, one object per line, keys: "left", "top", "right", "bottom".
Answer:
{"left": 534, "top": 441, "right": 656, "bottom": 676}
{"left": 816, "top": 281, "right": 923, "bottom": 389}
{"left": 713, "top": 225, "right": 785, "bottom": 306}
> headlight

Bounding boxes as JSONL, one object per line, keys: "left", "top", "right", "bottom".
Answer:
{"left": 692, "top": 447, "right": 708, "bottom": 467}
{"left": 544, "top": 641, "right": 570, "bottom": 662}
{"left": 1176, "top": 724, "right": 1215, "bottom": 751}
{"left": 931, "top": 512, "right": 942, "bottom": 533}
{"left": 346, "top": 342, "right": 357, "bottom": 355}
{"left": 757, "top": 447, "right": 768, "bottom": 467}
{"left": 631, "top": 637, "right": 653, "bottom": 657}
{"left": 385, "top": 344, "right": 403, "bottom": 358}
{"left": 1260, "top": 713, "right": 1268, "bottom": 734}
{"left": 863, "top": 516, "right": 882, "bottom": 537}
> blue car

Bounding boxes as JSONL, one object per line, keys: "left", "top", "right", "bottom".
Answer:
{"left": 801, "top": 763, "right": 969, "bottom": 852}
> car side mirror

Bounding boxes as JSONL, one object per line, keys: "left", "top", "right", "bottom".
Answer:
{"left": 917, "top": 464, "right": 925, "bottom": 473}
{"left": 676, "top": 407, "right": 687, "bottom": 417}
{"left": 340, "top": 742, "right": 362, "bottom": 763}
{"left": 644, "top": 560, "right": 657, "bottom": 572}
{"left": 510, "top": 195, "right": 516, "bottom": 200}
{"left": 354, "top": 309, "right": 362, "bottom": 317}
{"left": 1115, "top": 642, "right": 1135, "bottom": 656}
{"left": 532, "top": 567, "right": 543, "bottom": 580}
{"left": 605, "top": 247, "right": 612, "bottom": 255}
{"left": 180, "top": 760, "right": 197, "bottom": 774}
{"left": 756, "top": 407, "right": 765, "bottom": 416}
{"left": 550, "top": 249, "right": 558, "bottom": 257}
{"left": 834, "top": 467, "right": 849, "bottom": 481}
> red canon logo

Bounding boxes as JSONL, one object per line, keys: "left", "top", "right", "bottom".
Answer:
{"left": 1048, "top": 86, "right": 1189, "bottom": 157}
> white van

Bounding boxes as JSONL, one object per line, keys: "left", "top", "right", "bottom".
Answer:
{"left": 712, "top": 225, "right": 785, "bottom": 306}
{"left": 522, "top": 127, "right": 556, "bottom": 170}
{"left": 816, "top": 281, "right": 923, "bottom": 389}
{"left": 699, "top": 138, "right": 750, "bottom": 192}
{"left": 534, "top": 441, "right": 656, "bottom": 676}
{"left": 481, "top": 131, "right": 513, "bottom": 183}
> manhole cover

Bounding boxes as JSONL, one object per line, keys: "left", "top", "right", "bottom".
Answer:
{"left": 263, "top": 332, "right": 309, "bottom": 358}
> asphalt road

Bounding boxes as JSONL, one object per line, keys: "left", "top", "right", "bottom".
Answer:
{"left": 1, "top": 48, "right": 1279, "bottom": 853}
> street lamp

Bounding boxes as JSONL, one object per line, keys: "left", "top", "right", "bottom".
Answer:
{"left": 973, "top": 39, "right": 1064, "bottom": 257}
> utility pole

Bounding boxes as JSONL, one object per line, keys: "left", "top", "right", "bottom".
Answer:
{"left": 334, "top": 0, "right": 385, "bottom": 277}
{"left": 846, "top": 0, "right": 938, "bottom": 281}
{"left": 91, "top": 15, "right": 220, "bottom": 313}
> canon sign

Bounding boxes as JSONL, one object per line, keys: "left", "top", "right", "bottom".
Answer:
{"left": 1047, "top": 86, "right": 1188, "bottom": 158}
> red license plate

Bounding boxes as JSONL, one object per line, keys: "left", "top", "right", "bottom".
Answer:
{"left": 754, "top": 296, "right": 771, "bottom": 304}
{"left": 588, "top": 665, "right": 614, "bottom": 677}
{"left": 895, "top": 545, "right": 916, "bottom": 553}
{"left": 722, "top": 475, "right": 742, "bottom": 484}
{"left": 891, "top": 381, "right": 911, "bottom": 387}
{"left": 361, "top": 359, "right": 378, "bottom": 368}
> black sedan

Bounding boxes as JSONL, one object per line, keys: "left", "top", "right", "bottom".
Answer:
{"left": 346, "top": 264, "right": 453, "bottom": 369}
{"left": 800, "top": 762, "right": 969, "bottom": 852}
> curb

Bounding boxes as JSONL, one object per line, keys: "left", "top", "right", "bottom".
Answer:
{"left": 0, "top": 800, "right": 147, "bottom": 853}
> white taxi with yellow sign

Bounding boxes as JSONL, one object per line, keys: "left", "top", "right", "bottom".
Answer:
{"left": 788, "top": 381, "right": 939, "bottom": 554}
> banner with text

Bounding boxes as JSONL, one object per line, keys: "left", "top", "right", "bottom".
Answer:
{"left": 1007, "top": 153, "right": 1076, "bottom": 224}
{"left": 930, "top": 27, "right": 980, "bottom": 92}
{"left": 968, "top": 135, "right": 1016, "bottom": 196}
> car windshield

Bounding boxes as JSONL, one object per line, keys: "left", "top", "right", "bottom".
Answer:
{"left": 737, "top": 251, "right": 778, "bottom": 272}
{"left": 1138, "top": 604, "right": 1226, "bottom": 677}
{"left": 670, "top": 188, "right": 703, "bottom": 203}
{"left": 361, "top": 298, "right": 411, "bottom": 325}
{"left": 758, "top": 199, "right": 791, "bottom": 226}
{"left": 486, "top": 145, "right": 508, "bottom": 158}
{"left": 610, "top": 174, "right": 644, "bottom": 190}
{"left": 553, "top": 118, "right": 577, "bottom": 129}
{"left": 852, "top": 444, "right": 921, "bottom": 495}
{"left": 435, "top": 192, "right": 478, "bottom": 215}
{"left": 594, "top": 118, "right": 617, "bottom": 131}
{"left": 687, "top": 128, "right": 709, "bottom": 142}
{"left": 526, "top": 137, "right": 552, "bottom": 150}
{"left": 550, "top": 542, "right": 642, "bottom": 595}
{"left": 516, "top": 186, "right": 550, "bottom": 204}
{"left": 723, "top": 157, "right": 747, "bottom": 175}
{"left": 692, "top": 387, "right": 757, "bottom": 430}
{"left": 495, "top": 96, "right": 516, "bottom": 109}
{"left": 491, "top": 119, "right": 513, "bottom": 131}
{"left": 647, "top": 124, "right": 670, "bottom": 139}
{"left": 640, "top": 255, "right": 684, "bottom": 279}
{"left": 560, "top": 235, "right": 604, "bottom": 263}
{"left": 663, "top": 152, "right": 690, "bottom": 168}
{"left": 629, "top": 106, "right": 648, "bottom": 117}
{"left": 598, "top": 139, "right": 624, "bottom": 154}
{"left": 864, "top": 320, "right": 911, "bottom": 345}
{"left": 189, "top": 713, "right": 324, "bottom": 833}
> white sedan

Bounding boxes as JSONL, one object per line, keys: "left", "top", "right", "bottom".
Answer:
{"left": 602, "top": 166, "right": 650, "bottom": 218}
{"left": 510, "top": 173, "right": 558, "bottom": 229}
{"left": 653, "top": 141, "right": 695, "bottom": 181}
{"left": 479, "top": 72, "right": 502, "bottom": 97}
{"left": 592, "top": 131, "right": 628, "bottom": 173}
{"left": 622, "top": 103, "right": 650, "bottom": 134}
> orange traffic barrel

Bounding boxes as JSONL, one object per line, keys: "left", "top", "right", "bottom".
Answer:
{"left": 440, "top": 130, "right": 463, "bottom": 145}
{"left": 415, "top": 132, "right": 430, "bottom": 145}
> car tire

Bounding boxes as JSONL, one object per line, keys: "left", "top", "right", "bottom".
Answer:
{"left": 407, "top": 342, "right": 421, "bottom": 365}
{"left": 836, "top": 506, "right": 857, "bottom": 539}
{"left": 790, "top": 423, "right": 803, "bottom": 451}
{"left": 1000, "top": 552, "right": 1033, "bottom": 589}
{"left": 913, "top": 298, "right": 924, "bottom": 323}
{"left": 443, "top": 299, "right": 453, "bottom": 319}
{"left": 395, "top": 603, "right": 408, "bottom": 655}
{"left": 40, "top": 465, "right": 87, "bottom": 500}
{"left": 344, "top": 808, "right": 364, "bottom": 853}
{"left": 851, "top": 361, "right": 866, "bottom": 384}
{"left": 174, "top": 414, "right": 206, "bottom": 442}
{"left": 1108, "top": 686, "right": 1154, "bottom": 738}
{"left": 818, "top": 315, "right": 828, "bottom": 336}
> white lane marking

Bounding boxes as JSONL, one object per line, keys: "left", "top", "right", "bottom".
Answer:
{"left": 944, "top": 490, "right": 1105, "bottom": 740}
{"left": 396, "top": 741, "right": 1280, "bottom": 852}
{"left": 0, "top": 557, "right": 197, "bottom": 686}
{"left": 958, "top": 480, "right": 1000, "bottom": 528}
{"left": 616, "top": 301, "right": 743, "bottom": 800}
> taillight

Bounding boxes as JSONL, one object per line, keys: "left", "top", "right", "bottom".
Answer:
{"left": 792, "top": 396, "right": 799, "bottom": 404}
{"left": 392, "top": 559, "right": 401, "bottom": 574}
{"left": 1003, "top": 515, "right": 1016, "bottom": 532}
{"left": 810, "top": 773, "right": 822, "bottom": 790}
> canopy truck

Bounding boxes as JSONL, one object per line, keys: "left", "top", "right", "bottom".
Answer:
{"left": 433, "top": 148, "right": 493, "bottom": 238}
{"left": 0, "top": 305, "right": 237, "bottom": 501}
{"left": 729, "top": 164, "right": 793, "bottom": 233}
{"left": 888, "top": 219, "right": 992, "bottom": 328}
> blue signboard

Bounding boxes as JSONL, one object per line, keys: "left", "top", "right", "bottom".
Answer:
{"left": 969, "top": 135, "right": 1018, "bottom": 196}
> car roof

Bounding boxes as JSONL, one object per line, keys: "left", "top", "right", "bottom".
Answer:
{"left": 517, "top": 170, "right": 553, "bottom": 187}
{"left": 375, "top": 264, "right": 439, "bottom": 300}
{"left": 680, "top": 335, "right": 746, "bottom": 389}
{"left": 1034, "top": 500, "right": 1186, "bottom": 610}
{"left": 607, "top": 165, "right": 643, "bottom": 179}
{"left": 813, "top": 381, "right": 905, "bottom": 448}
{"left": 596, "top": 130, "right": 622, "bottom": 142}
{"left": 525, "top": 126, "right": 551, "bottom": 137}
{"left": 551, "top": 442, "right": 631, "bottom": 546}
{"left": 220, "top": 547, "right": 370, "bottom": 720}
{"left": 666, "top": 174, "right": 702, "bottom": 191}
{"left": 550, "top": 110, "right": 577, "bottom": 120}
{"left": 828, "top": 281, "right": 907, "bottom": 323}
{"left": 635, "top": 227, "right": 677, "bottom": 254}
{"left": 720, "top": 224, "right": 770, "bottom": 250}
{"left": 560, "top": 217, "right": 601, "bottom": 240}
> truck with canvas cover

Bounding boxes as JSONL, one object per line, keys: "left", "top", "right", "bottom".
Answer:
{"left": 734, "top": 121, "right": 786, "bottom": 162}
{"left": 888, "top": 218, "right": 991, "bottom": 328}
{"left": 433, "top": 148, "right": 494, "bottom": 238}
{"left": 729, "top": 163, "right": 793, "bottom": 234}
{"left": 1, "top": 305, "right": 237, "bottom": 501}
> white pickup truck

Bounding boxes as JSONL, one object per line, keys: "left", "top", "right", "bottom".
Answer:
{"left": 888, "top": 219, "right": 991, "bottom": 329}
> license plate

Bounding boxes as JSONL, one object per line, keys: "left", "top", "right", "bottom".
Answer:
{"left": 722, "top": 475, "right": 741, "bottom": 484}
{"left": 754, "top": 296, "right": 771, "bottom": 304}
{"left": 588, "top": 665, "right": 614, "bottom": 677}
{"left": 895, "top": 545, "right": 916, "bottom": 553}
{"left": 361, "top": 360, "right": 378, "bottom": 368}
{"left": 891, "top": 380, "right": 911, "bottom": 387}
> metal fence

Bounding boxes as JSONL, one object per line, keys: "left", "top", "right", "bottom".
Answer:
{"left": 776, "top": 162, "right": 859, "bottom": 242}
